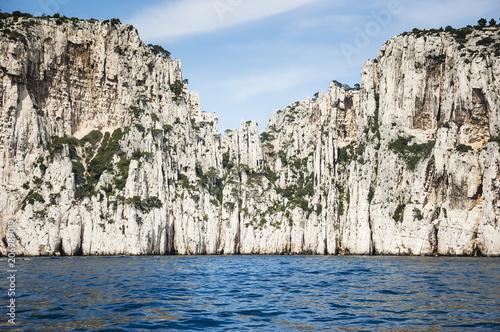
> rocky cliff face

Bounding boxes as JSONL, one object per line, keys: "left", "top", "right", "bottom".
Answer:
{"left": 1, "top": 15, "right": 499, "bottom": 256}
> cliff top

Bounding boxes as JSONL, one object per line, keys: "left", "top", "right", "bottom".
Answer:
{"left": 397, "top": 19, "right": 500, "bottom": 56}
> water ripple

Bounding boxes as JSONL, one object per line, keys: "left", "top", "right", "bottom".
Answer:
{"left": 0, "top": 256, "right": 499, "bottom": 331}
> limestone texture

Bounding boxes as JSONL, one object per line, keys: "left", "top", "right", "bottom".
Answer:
{"left": 0, "top": 15, "right": 499, "bottom": 256}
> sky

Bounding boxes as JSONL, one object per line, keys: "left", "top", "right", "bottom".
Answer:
{"left": 1, "top": 0, "right": 499, "bottom": 132}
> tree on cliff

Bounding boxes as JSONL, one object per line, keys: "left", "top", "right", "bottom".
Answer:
{"left": 148, "top": 44, "right": 171, "bottom": 57}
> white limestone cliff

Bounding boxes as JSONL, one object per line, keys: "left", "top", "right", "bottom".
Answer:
{"left": 0, "top": 15, "right": 498, "bottom": 256}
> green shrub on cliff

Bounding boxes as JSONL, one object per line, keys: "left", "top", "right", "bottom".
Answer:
{"left": 393, "top": 204, "right": 406, "bottom": 222}
{"left": 48, "top": 136, "right": 79, "bottom": 160}
{"left": 389, "top": 136, "right": 435, "bottom": 171}
{"left": 79, "top": 130, "right": 103, "bottom": 147}
{"left": 456, "top": 144, "right": 472, "bottom": 153}
{"left": 125, "top": 196, "right": 163, "bottom": 213}
{"left": 170, "top": 80, "right": 184, "bottom": 102}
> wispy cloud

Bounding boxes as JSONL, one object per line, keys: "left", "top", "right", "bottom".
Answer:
{"left": 129, "top": 0, "right": 321, "bottom": 40}
{"left": 296, "top": 13, "right": 362, "bottom": 29}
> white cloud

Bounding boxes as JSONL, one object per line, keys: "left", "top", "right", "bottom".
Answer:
{"left": 129, "top": 0, "right": 321, "bottom": 40}
{"left": 296, "top": 13, "right": 361, "bottom": 29}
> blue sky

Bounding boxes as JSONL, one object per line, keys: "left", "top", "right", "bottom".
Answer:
{"left": 2, "top": 0, "right": 499, "bottom": 132}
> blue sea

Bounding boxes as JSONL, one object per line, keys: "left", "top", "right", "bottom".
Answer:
{"left": 1, "top": 255, "right": 499, "bottom": 331}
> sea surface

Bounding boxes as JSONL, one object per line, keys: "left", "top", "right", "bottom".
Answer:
{"left": 0, "top": 255, "right": 499, "bottom": 331}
